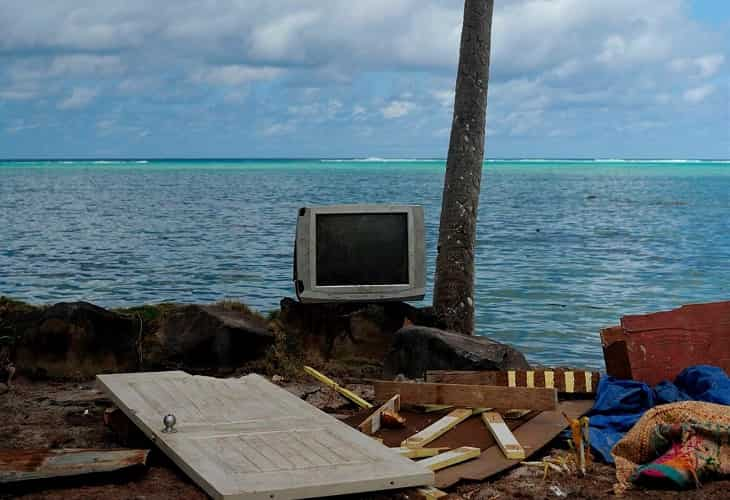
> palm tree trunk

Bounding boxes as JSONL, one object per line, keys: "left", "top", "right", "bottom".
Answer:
{"left": 433, "top": 0, "right": 494, "bottom": 334}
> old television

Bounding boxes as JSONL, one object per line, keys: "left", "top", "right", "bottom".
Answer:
{"left": 294, "top": 204, "right": 425, "bottom": 303}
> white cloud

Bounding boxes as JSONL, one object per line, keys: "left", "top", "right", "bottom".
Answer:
{"left": 381, "top": 100, "right": 415, "bottom": 119}
{"left": 57, "top": 87, "right": 98, "bottom": 109}
{"left": 0, "top": 89, "right": 36, "bottom": 100}
{"left": 683, "top": 84, "right": 715, "bottom": 103}
{"left": 352, "top": 105, "right": 366, "bottom": 117}
{"left": 431, "top": 89, "right": 454, "bottom": 107}
{"left": 696, "top": 54, "right": 725, "bottom": 78}
{"left": 50, "top": 55, "right": 125, "bottom": 76}
{"left": 193, "top": 65, "right": 284, "bottom": 86}
{"left": 5, "top": 120, "right": 39, "bottom": 133}
{"left": 261, "top": 120, "right": 296, "bottom": 136}
{"left": 671, "top": 53, "right": 725, "bottom": 78}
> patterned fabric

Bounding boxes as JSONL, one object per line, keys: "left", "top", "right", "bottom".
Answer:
{"left": 612, "top": 401, "right": 730, "bottom": 495}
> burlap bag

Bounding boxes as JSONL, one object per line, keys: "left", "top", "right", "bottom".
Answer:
{"left": 612, "top": 401, "right": 730, "bottom": 495}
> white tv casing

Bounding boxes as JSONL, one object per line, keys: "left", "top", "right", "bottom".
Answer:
{"left": 295, "top": 204, "right": 425, "bottom": 303}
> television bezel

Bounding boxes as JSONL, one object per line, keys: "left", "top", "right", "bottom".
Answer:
{"left": 295, "top": 204, "right": 425, "bottom": 303}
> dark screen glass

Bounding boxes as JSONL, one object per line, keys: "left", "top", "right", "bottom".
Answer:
{"left": 315, "top": 213, "right": 409, "bottom": 285}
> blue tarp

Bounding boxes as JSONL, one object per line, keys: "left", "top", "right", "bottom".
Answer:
{"left": 587, "top": 365, "right": 730, "bottom": 463}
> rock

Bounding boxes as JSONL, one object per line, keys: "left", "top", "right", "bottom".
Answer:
{"left": 383, "top": 325, "right": 530, "bottom": 378}
{"left": 278, "top": 298, "right": 444, "bottom": 366}
{"left": 15, "top": 302, "right": 139, "bottom": 378}
{"left": 0, "top": 382, "right": 7, "bottom": 394}
{"left": 142, "top": 304, "right": 273, "bottom": 373}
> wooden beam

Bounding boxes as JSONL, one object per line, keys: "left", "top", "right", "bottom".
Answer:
{"left": 0, "top": 448, "right": 149, "bottom": 483}
{"left": 411, "top": 486, "right": 448, "bottom": 499}
{"left": 374, "top": 381, "right": 557, "bottom": 411}
{"left": 304, "top": 366, "right": 373, "bottom": 409}
{"left": 394, "top": 447, "right": 448, "bottom": 459}
{"left": 425, "top": 370, "right": 600, "bottom": 394}
{"left": 358, "top": 394, "right": 400, "bottom": 435}
{"left": 402, "top": 408, "right": 472, "bottom": 448}
{"left": 417, "top": 446, "right": 480, "bottom": 471}
{"left": 420, "top": 404, "right": 454, "bottom": 413}
{"left": 481, "top": 412, "right": 525, "bottom": 460}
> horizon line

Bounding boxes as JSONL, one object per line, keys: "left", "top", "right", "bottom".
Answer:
{"left": 2, "top": 156, "right": 729, "bottom": 162}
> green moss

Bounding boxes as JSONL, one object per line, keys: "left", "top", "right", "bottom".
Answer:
{"left": 0, "top": 296, "right": 39, "bottom": 314}
{"left": 215, "top": 299, "right": 267, "bottom": 322}
{"left": 113, "top": 303, "right": 178, "bottom": 321}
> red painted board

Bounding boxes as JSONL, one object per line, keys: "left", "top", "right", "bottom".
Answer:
{"left": 602, "top": 301, "right": 730, "bottom": 385}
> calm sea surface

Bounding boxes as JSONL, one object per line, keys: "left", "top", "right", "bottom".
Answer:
{"left": 2, "top": 158, "right": 729, "bottom": 368}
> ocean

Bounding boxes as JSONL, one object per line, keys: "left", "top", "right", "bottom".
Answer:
{"left": 1, "top": 158, "right": 729, "bottom": 368}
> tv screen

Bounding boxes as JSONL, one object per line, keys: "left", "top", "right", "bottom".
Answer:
{"left": 315, "top": 213, "right": 409, "bottom": 286}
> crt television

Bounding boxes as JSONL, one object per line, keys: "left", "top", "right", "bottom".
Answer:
{"left": 294, "top": 204, "right": 425, "bottom": 303}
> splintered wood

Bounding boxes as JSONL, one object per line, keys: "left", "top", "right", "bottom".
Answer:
{"left": 359, "top": 394, "right": 401, "bottom": 435}
{"left": 401, "top": 409, "right": 473, "bottom": 449}
{"left": 0, "top": 448, "right": 148, "bottom": 483}
{"left": 97, "top": 371, "right": 432, "bottom": 500}
{"left": 425, "top": 370, "right": 600, "bottom": 394}
{"left": 481, "top": 412, "right": 525, "bottom": 460}
{"left": 374, "top": 381, "right": 557, "bottom": 411}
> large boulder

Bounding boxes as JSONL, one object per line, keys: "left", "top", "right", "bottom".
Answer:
{"left": 383, "top": 325, "right": 530, "bottom": 378}
{"left": 278, "top": 298, "right": 444, "bottom": 366}
{"left": 15, "top": 301, "right": 139, "bottom": 378}
{"left": 142, "top": 304, "right": 273, "bottom": 373}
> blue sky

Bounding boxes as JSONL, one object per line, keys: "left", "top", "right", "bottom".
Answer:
{"left": 0, "top": 0, "right": 728, "bottom": 159}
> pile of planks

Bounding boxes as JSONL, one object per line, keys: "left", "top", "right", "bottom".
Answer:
{"left": 332, "top": 367, "right": 600, "bottom": 492}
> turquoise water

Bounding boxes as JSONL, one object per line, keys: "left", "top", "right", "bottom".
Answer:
{"left": 1, "top": 158, "right": 729, "bottom": 368}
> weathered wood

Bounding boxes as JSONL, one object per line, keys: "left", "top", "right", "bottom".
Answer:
{"left": 402, "top": 409, "right": 473, "bottom": 449}
{"left": 374, "top": 381, "right": 557, "bottom": 411}
{"left": 417, "top": 447, "right": 480, "bottom": 471}
{"left": 0, "top": 448, "right": 148, "bottom": 483}
{"left": 98, "top": 371, "right": 432, "bottom": 499}
{"left": 304, "top": 366, "right": 373, "bottom": 409}
{"left": 395, "top": 447, "right": 448, "bottom": 459}
{"left": 481, "top": 413, "right": 525, "bottom": 460}
{"left": 358, "top": 394, "right": 400, "bottom": 435}
{"left": 602, "top": 301, "right": 730, "bottom": 385}
{"left": 426, "top": 370, "right": 600, "bottom": 394}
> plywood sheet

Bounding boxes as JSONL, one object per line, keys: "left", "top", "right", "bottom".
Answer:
{"left": 97, "top": 371, "right": 432, "bottom": 500}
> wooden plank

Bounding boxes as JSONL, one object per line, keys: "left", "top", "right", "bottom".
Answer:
{"left": 425, "top": 370, "right": 600, "bottom": 394}
{"left": 303, "top": 366, "right": 373, "bottom": 409}
{"left": 419, "top": 404, "right": 454, "bottom": 413}
{"left": 417, "top": 446, "right": 480, "bottom": 471}
{"left": 358, "top": 394, "right": 400, "bottom": 435}
{"left": 0, "top": 448, "right": 148, "bottom": 483}
{"left": 374, "top": 381, "right": 557, "bottom": 411}
{"left": 395, "top": 447, "right": 448, "bottom": 459}
{"left": 434, "top": 400, "right": 593, "bottom": 489}
{"left": 411, "top": 486, "right": 447, "bottom": 499}
{"left": 98, "top": 371, "right": 432, "bottom": 500}
{"left": 481, "top": 413, "right": 525, "bottom": 460}
{"left": 402, "top": 409, "right": 472, "bottom": 449}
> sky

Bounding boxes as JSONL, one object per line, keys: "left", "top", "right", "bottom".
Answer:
{"left": 0, "top": 0, "right": 728, "bottom": 159}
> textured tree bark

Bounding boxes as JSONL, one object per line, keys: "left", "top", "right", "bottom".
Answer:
{"left": 433, "top": 0, "right": 494, "bottom": 335}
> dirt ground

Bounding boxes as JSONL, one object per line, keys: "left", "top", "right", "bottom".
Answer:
{"left": 2, "top": 378, "right": 730, "bottom": 500}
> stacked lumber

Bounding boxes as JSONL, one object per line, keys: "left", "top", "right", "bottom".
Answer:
{"left": 601, "top": 301, "right": 730, "bottom": 385}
